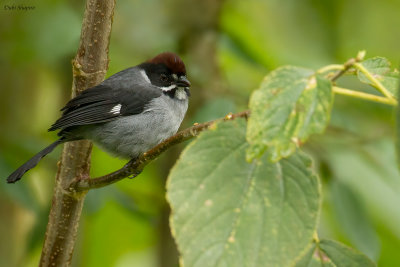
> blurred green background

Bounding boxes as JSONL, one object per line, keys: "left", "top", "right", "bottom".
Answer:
{"left": 0, "top": 0, "right": 399, "bottom": 266}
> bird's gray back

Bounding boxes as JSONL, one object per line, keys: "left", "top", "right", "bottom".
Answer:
{"left": 101, "top": 66, "right": 147, "bottom": 89}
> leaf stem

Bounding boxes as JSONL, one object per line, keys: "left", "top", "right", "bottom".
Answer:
{"left": 317, "top": 64, "right": 344, "bottom": 74}
{"left": 313, "top": 232, "right": 320, "bottom": 243}
{"left": 353, "top": 62, "right": 395, "bottom": 100}
{"left": 333, "top": 86, "right": 397, "bottom": 106}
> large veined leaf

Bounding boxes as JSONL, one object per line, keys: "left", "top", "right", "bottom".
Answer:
{"left": 246, "top": 66, "right": 333, "bottom": 162}
{"left": 167, "top": 119, "right": 320, "bottom": 267}
{"left": 357, "top": 57, "right": 399, "bottom": 96}
{"left": 295, "top": 239, "right": 376, "bottom": 267}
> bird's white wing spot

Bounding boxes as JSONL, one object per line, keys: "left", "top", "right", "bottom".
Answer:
{"left": 110, "top": 104, "right": 122, "bottom": 114}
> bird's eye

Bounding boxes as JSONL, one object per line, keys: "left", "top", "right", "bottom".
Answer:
{"left": 160, "top": 74, "right": 168, "bottom": 82}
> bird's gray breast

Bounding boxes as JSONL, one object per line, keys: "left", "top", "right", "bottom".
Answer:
{"left": 87, "top": 92, "right": 188, "bottom": 159}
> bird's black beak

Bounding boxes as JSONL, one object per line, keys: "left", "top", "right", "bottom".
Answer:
{"left": 176, "top": 76, "right": 191, "bottom": 88}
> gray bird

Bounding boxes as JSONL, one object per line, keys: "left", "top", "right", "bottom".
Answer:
{"left": 7, "top": 52, "right": 191, "bottom": 183}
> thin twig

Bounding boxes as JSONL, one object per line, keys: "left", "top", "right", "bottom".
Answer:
{"left": 68, "top": 110, "right": 250, "bottom": 192}
{"left": 330, "top": 58, "right": 356, "bottom": 82}
{"left": 330, "top": 50, "right": 365, "bottom": 82}
{"left": 333, "top": 86, "right": 397, "bottom": 106}
{"left": 328, "top": 51, "right": 397, "bottom": 104}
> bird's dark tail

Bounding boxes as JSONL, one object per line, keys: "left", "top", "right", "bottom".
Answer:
{"left": 7, "top": 138, "right": 64, "bottom": 184}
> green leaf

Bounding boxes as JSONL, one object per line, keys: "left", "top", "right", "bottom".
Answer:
{"left": 296, "top": 240, "right": 376, "bottom": 267}
{"left": 246, "top": 66, "right": 333, "bottom": 162}
{"left": 167, "top": 119, "right": 320, "bottom": 267}
{"left": 295, "top": 242, "right": 330, "bottom": 267}
{"left": 357, "top": 57, "right": 399, "bottom": 95}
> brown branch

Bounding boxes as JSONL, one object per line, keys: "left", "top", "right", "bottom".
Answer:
{"left": 68, "top": 110, "right": 250, "bottom": 192}
{"left": 39, "top": 1, "right": 116, "bottom": 266}
{"left": 330, "top": 58, "right": 356, "bottom": 82}
{"left": 330, "top": 51, "right": 365, "bottom": 82}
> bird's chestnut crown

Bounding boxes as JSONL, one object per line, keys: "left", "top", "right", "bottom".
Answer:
{"left": 139, "top": 52, "right": 191, "bottom": 91}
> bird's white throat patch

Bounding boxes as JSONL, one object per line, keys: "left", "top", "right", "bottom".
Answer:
{"left": 175, "top": 87, "right": 187, "bottom": 100}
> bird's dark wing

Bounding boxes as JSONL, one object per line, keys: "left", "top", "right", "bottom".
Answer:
{"left": 49, "top": 84, "right": 161, "bottom": 131}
